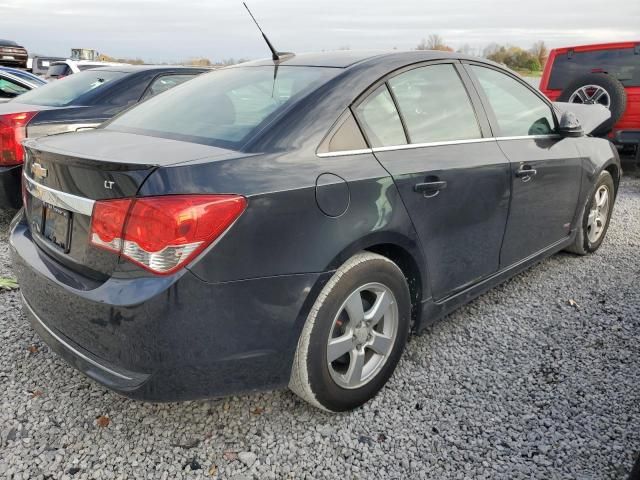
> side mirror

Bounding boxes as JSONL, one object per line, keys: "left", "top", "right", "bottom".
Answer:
{"left": 558, "top": 111, "right": 584, "bottom": 138}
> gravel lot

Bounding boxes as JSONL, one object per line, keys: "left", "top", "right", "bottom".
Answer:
{"left": 1, "top": 164, "right": 639, "bottom": 480}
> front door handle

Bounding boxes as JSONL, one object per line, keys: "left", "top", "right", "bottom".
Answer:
{"left": 515, "top": 166, "right": 538, "bottom": 180}
{"left": 414, "top": 180, "right": 447, "bottom": 198}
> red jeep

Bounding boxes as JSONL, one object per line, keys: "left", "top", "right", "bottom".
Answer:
{"left": 540, "top": 41, "right": 640, "bottom": 158}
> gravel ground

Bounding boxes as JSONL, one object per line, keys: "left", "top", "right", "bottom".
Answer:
{"left": 1, "top": 165, "right": 639, "bottom": 480}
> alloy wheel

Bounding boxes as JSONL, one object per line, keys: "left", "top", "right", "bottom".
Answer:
{"left": 587, "top": 185, "right": 610, "bottom": 243}
{"left": 327, "top": 283, "right": 398, "bottom": 389}
{"left": 568, "top": 85, "right": 611, "bottom": 109}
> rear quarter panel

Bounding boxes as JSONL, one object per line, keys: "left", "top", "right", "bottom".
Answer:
{"left": 139, "top": 150, "right": 426, "bottom": 289}
{"left": 573, "top": 137, "right": 621, "bottom": 212}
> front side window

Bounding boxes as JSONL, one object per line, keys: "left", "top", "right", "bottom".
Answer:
{"left": 388, "top": 64, "right": 481, "bottom": 143}
{"left": 470, "top": 65, "right": 556, "bottom": 137}
{"left": 354, "top": 85, "right": 406, "bottom": 148}
{"left": 108, "top": 66, "right": 338, "bottom": 150}
{"left": 14, "top": 70, "right": 125, "bottom": 106}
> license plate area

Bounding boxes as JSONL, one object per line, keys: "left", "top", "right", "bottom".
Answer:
{"left": 39, "top": 202, "right": 72, "bottom": 253}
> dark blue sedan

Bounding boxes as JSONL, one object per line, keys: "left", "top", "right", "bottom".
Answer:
{"left": 11, "top": 51, "right": 620, "bottom": 411}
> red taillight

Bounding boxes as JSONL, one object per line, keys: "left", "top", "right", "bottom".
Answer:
{"left": 0, "top": 112, "right": 37, "bottom": 166}
{"left": 90, "top": 195, "right": 247, "bottom": 275}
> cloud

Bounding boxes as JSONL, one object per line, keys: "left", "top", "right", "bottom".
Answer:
{"left": 1, "top": 0, "right": 637, "bottom": 61}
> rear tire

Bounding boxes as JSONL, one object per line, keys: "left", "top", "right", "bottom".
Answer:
{"left": 565, "top": 170, "right": 615, "bottom": 255}
{"left": 558, "top": 73, "right": 627, "bottom": 137}
{"left": 289, "top": 252, "right": 411, "bottom": 412}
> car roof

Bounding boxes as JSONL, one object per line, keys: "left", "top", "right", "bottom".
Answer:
{"left": 0, "top": 66, "right": 45, "bottom": 82}
{"left": 549, "top": 40, "right": 640, "bottom": 54}
{"left": 0, "top": 39, "right": 19, "bottom": 46}
{"left": 234, "top": 50, "right": 465, "bottom": 69}
{"left": 0, "top": 66, "right": 27, "bottom": 74}
{"left": 48, "top": 63, "right": 209, "bottom": 73}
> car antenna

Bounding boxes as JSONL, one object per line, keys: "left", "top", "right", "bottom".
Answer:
{"left": 243, "top": 2, "right": 293, "bottom": 62}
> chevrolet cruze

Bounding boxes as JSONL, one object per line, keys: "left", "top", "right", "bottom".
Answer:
{"left": 10, "top": 51, "right": 620, "bottom": 411}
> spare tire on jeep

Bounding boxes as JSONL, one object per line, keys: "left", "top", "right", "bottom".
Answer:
{"left": 558, "top": 73, "right": 627, "bottom": 136}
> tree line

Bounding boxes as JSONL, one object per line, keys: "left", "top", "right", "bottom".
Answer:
{"left": 98, "top": 37, "right": 549, "bottom": 72}
{"left": 417, "top": 35, "right": 549, "bottom": 72}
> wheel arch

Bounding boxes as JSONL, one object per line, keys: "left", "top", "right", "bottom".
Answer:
{"left": 324, "top": 232, "right": 429, "bottom": 331}
{"left": 603, "top": 162, "right": 620, "bottom": 196}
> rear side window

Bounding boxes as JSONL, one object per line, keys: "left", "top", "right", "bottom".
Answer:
{"left": 107, "top": 66, "right": 339, "bottom": 150}
{"left": 470, "top": 65, "right": 556, "bottom": 137}
{"left": 142, "top": 74, "right": 195, "bottom": 100}
{"left": 318, "top": 110, "right": 368, "bottom": 154}
{"left": 549, "top": 47, "right": 640, "bottom": 89}
{"left": 354, "top": 85, "right": 406, "bottom": 148}
{"left": 35, "top": 58, "right": 54, "bottom": 70}
{"left": 0, "top": 77, "right": 28, "bottom": 98}
{"left": 388, "top": 64, "right": 481, "bottom": 143}
{"left": 14, "top": 70, "right": 126, "bottom": 107}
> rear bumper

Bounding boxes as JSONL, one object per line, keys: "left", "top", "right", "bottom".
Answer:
{"left": 10, "top": 212, "right": 328, "bottom": 401}
{"left": 21, "top": 293, "right": 150, "bottom": 391}
{"left": 0, "top": 165, "right": 22, "bottom": 209}
{"left": 0, "top": 56, "right": 28, "bottom": 67}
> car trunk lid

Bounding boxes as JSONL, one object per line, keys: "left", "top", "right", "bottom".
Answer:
{"left": 22, "top": 130, "right": 241, "bottom": 280}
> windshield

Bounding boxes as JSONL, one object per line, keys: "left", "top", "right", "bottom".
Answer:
{"left": 107, "top": 66, "right": 339, "bottom": 149}
{"left": 13, "top": 70, "right": 125, "bottom": 107}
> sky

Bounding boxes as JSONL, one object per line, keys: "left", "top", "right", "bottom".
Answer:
{"left": 1, "top": 0, "right": 638, "bottom": 63}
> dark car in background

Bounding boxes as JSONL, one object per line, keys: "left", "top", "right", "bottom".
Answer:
{"left": 0, "top": 65, "right": 206, "bottom": 208}
{"left": 540, "top": 41, "right": 640, "bottom": 158}
{"left": 10, "top": 51, "right": 620, "bottom": 412}
{"left": 0, "top": 39, "right": 28, "bottom": 69}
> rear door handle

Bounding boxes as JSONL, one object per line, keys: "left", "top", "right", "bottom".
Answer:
{"left": 515, "top": 166, "right": 537, "bottom": 179}
{"left": 414, "top": 180, "right": 447, "bottom": 198}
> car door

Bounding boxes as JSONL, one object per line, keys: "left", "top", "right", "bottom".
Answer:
{"left": 353, "top": 61, "right": 511, "bottom": 300}
{"left": 465, "top": 63, "right": 583, "bottom": 267}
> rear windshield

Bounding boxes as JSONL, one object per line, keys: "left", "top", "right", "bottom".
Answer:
{"left": 107, "top": 66, "right": 339, "bottom": 149}
{"left": 35, "top": 58, "right": 63, "bottom": 70}
{"left": 13, "top": 70, "right": 125, "bottom": 106}
{"left": 549, "top": 47, "right": 640, "bottom": 89}
{"left": 46, "top": 64, "right": 71, "bottom": 77}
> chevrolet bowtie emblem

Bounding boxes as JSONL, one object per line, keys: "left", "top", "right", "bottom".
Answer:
{"left": 31, "top": 162, "right": 48, "bottom": 179}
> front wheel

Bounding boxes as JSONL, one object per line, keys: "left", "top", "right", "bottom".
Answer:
{"left": 566, "top": 170, "right": 615, "bottom": 255}
{"left": 289, "top": 252, "right": 411, "bottom": 412}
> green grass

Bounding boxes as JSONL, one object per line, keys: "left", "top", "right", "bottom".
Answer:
{"left": 514, "top": 69, "right": 542, "bottom": 77}
{"left": 0, "top": 278, "right": 19, "bottom": 291}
